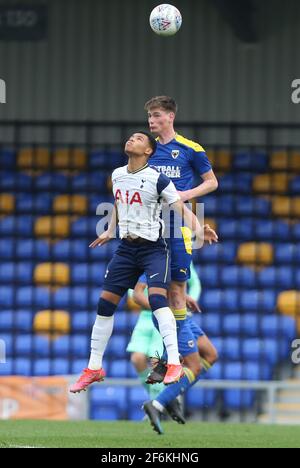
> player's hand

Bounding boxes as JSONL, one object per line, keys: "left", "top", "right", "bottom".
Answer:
{"left": 89, "top": 231, "right": 113, "bottom": 248}
{"left": 186, "top": 295, "right": 201, "bottom": 313}
{"left": 177, "top": 190, "right": 191, "bottom": 202}
{"left": 204, "top": 224, "right": 218, "bottom": 245}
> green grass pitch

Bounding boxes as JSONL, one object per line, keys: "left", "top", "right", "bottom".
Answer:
{"left": 0, "top": 420, "right": 300, "bottom": 448}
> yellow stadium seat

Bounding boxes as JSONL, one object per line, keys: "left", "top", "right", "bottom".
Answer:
{"left": 0, "top": 194, "right": 14, "bottom": 214}
{"left": 53, "top": 149, "right": 87, "bottom": 171}
{"left": 18, "top": 148, "right": 50, "bottom": 170}
{"left": 237, "top": 243, "right": 274, "bottom": 268}
{"left": 272, "top": 196, "right": 300, "bottom": 218}
{"left": 53, "top": 195, "right": 87, "bottom": 215}
{"left": 253, "top": 174, "right": 290, "bottom": 194}
{"left": 33, "top": 310, "right": 71, "bottom": 338}
{"left": 34, "top": 263, "right": 70, "bottom": 288}
{"left": 35, "top": 216, "right": 72, "bottom": 239}
{"left": 277, "top": 291, "right": 300, "bottom": 333}
{"left": 278, "top": 291, "right": 300, "bottom": 317}
{"left": 206, "top": 149, "right": 232, "bottom": 172}
{"left": 270, "top": 151, "right": 300, "bottom": 172}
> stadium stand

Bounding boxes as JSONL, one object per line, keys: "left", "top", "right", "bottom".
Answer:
{"left": 0, "top": 142, "right": 298, "bottom": 422}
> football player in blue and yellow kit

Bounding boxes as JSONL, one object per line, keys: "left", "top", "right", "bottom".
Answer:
{"left": 145, "top": 96, "right": 218, "bottom": 370}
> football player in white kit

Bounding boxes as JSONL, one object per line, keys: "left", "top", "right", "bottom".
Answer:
{"left": 70, "top": 132, "right": 217, "bottom": 394}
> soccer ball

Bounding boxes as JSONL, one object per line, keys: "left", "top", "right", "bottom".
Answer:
{"left": 149, "top": 4, "right": 182, "bottom": 36}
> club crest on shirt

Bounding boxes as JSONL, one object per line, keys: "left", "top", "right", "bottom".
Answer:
{"left": 171, "top": 150, "right": 180, "bottom": 159}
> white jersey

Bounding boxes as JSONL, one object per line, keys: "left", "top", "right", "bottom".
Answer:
{"left": 112, "top": 163, "right": 180, "bottom": 242}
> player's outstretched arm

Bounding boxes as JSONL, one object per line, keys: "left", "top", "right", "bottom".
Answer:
{"left": 178, "top": 170, "right": 218, "bottom": 202}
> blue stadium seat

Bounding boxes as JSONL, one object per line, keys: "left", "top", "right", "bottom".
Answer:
{"left": 0, "top": 239, "right": 14, "bottom": 260}
{"left": 192, "top": 314, "right": 221, "bottom": 337}
{"left": 71, "top": 217, "right": 99, "bottom": 238}
{"left": 113, "top": 311, "right": 131, "bottom": 334}
{"left": 16, "top": 239, "right": 51, "bottom": 261}
{"left": 109, "top": 360, "right": 129, "bottom": 378}
{"left": 0, "top": 172, "right": 32, "bottom": 191}
{"left": 106, "top": 335, "right": 127, "bottom": 359}
{"left": 33, "top": 359, "right": 51, "bottom": 376}
{"left": 223, "top": 338, "right": 241, "bottom": 361}
{"left": 275, "top": 243, "right": 300, "bottom": 264}
{"left": 128, "top": 387, "right": 148, "bottom": 409}
{"left": 90, "top": 151, "right": 125, "bottom": 169}
{"left": 72, "top": 335, "right": 89, "bottom": 358}
{"left": 53, "top": 287, "right": 88, "bottom": 310}
{"left": 257, "top": 267, "right": 294, "bottom": 289}
{"left": 218, "top": 173, "right": 253, "bottom": 193}
{"left": 90, "top": 385, "right": 127, "bottom": 417}
{"left": 35, "top": 173, "right": 69, "bottom": 192}
{"left": 205, "top": 362, "right": 223, "bottom": 380}
{"left": 240, "top": 290, "right": 277, "bottom": 313}
{"left": 52, "top": 336, "right": 71, "bottom": 358}
{"left": 290, "top": 176, "right": 300, "bottom": 194}
{"left": 0, "top": 216, "right": 34, "bottom": 236}
{"left": 71, "top": 172, "right": 108, "bottom": 192}
{"left": 72, "top": 312, "right": 94, "bottom": 333}
{"left": 0, "top": 360, "right": 13, "bottom": 376}
{"left": 255, "top": 220, "right": 290, "bottom": 241}
{"left": 186, "top": 388, "right": 217, "bottom": 409}
{"left": 292, "top": 224, "right": 300, "bottom": 241}
{"left": 223, "top": 389, "right": 256, "bottom": 410}
{"left": 261, "top": 315, "right": 296, "bottom": 341}
{"left": 0, "top": 287, "right": 14, "bottom": 307}
{"left": 0, "top": 311, "right": 13, "bottom": 331}
{"left": 201, "top": 289, "right": 239, "bottom": 313}
{"left": 71, "top": 263, "right": 107, "bottom": 285}
{"left": 0, "top": 262, "right": 33, "bottom": 284}
{"left": 0, "top": 149, "right": 16, "bottom": 168}
{"left": 242, "top": 339, "right": 280, "bottom": 365}
{"left": 71, "top": 359, "right": 89, "bottom": 375}
{"left": 14, "top": 358, "right": 32, "bottom": 376}
{"left": 196, "top": 265, "right": 220, "bottom": 287}
{"left": 195, "top": 242, "right": 237, "bottom": 264}
{"left": 218, "top": 219, "right": 254, "bottom": 241}
{"left": 52, "top": 240, "right": 88, "bottom": 262}
{"left": 220, "top": 266, "right": 256, "bottom": 288}
{"left": 223, "top": 314, "right": 259, "bottom": 338}
{"left": 88, "top": 243, "right": 111, "bottom": 261}
{"left": 16, "top": 287, "right": 51, "bottom": 309}
{"left": 235, "top": 197, "right": 270, "bottom": 216}
{"left": 233, "top": 151, "right": 269, "bottom": 172}
{"left": 16, "top": 194, "right": 52, "bottom": 214}
{"left": 51, "top": 359, "right": 70, "bottom": 375}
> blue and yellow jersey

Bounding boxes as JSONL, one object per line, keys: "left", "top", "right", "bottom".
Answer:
{"left": 150, "top": 133, "right": 212, "bottom": 192}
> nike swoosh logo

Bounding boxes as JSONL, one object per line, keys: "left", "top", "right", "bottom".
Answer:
{"left": 150, "top": 273, "right": 160, "bottom": 279}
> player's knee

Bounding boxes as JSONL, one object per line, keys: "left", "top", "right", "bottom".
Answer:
{"left": 148, "top": 294, "right": 169, "bottom": 312}
{"left": 97, "top": 297, "right": 117, "bottom": 317}
{"left": 168, "top": 283, "right": 186, "bottom": 309}
{"left": 131, "top": 353, "right": 148, "bottom": 371}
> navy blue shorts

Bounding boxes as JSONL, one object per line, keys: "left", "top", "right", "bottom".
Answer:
{"left": 102, "top": 238, "right": 171, "bottom": 295}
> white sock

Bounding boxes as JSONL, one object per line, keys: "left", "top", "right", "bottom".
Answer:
{"left": 153, "top": 400, "right": 165, "bottom": 413}
{"left": 88, "top": 315, "right": 114, "bottom": 370}
{"left": 153, "top": 307, "right": 180, "bottom": 365}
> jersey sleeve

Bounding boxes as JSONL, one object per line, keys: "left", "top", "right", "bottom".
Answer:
{"left": 190, "top": 147, "right": 212, "bottom": 176}
{"left": 157, "top": 173, "right": 180, "bottom": 205}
